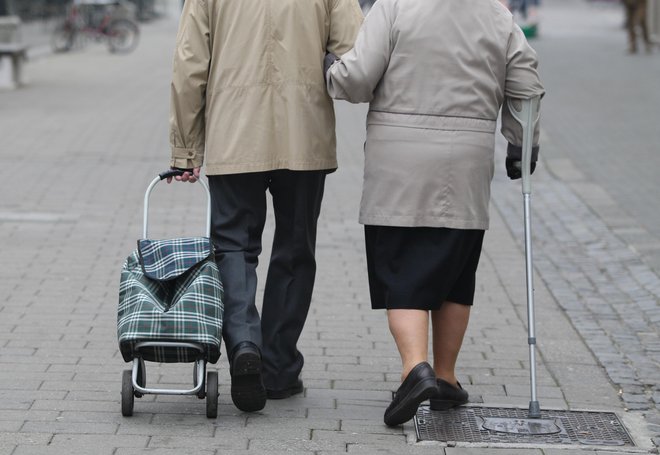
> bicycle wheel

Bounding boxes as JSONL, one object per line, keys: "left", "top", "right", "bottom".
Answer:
{"left": 51, "top": 24, "right": 75, "bottom": 53}
{"left": 107, "top": 19, "right": 139, "bottom": 54}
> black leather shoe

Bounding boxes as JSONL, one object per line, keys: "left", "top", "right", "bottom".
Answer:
{"left": 266, "top": 378, "right": 304, "bottom": 399}
{"left": 230, "top": 341, "right": 267, "bottom": 412}
{"left": 384, "top": 362, "right": 438, "bottom": 427}
{"left": 429, "top": 379, "right": 469, "bottom": 410}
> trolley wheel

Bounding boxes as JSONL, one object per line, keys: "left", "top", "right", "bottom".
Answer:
{"left": 206, "top": 371, "right": 218, "bottom": 419}
{"left": 134, "top": 358, "right": 146, "bottom": 398}
{"left": 194, "top": 362, "right": 205, "bottom": 399}
{"left": 121, "top": 369, "right": 134, "bottom": 416}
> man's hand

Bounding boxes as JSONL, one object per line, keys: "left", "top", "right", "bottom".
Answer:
{"left": 166, "top": 167, "right": 201, "bottom": 184}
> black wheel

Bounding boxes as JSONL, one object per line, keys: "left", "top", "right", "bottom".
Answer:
{"left": 51, "top": 23, "right": 75, "bottom": 52}
{"left": 134, "top": 359, "right": 146, "bottom": 398}
{"left": 206, "top": 371, "right": 218, "bottom": 418}
{"left": 194, "top": 362, "right": 205, "bottom": 399}
{"left": 121, "top": 369, "right": 134, "bottom": 416}
{"left": 107, "top": 19, "right": 139, "bottom": 54}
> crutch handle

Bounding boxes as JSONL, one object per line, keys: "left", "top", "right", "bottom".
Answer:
{"left": 506, "top": 97, "right": 541, "bottom": 195}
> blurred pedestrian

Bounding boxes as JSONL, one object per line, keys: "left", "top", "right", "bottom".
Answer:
{"left": 326, "top": 0, "right": 544, "bottom": 427}
{"left": 623, "top": 0, "right": 652, "bottom": 53}
{"left": 168, "top": 0, "right": 362, "bottom": 413}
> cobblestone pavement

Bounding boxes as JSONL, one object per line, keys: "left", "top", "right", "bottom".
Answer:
{"left": 530, "top": 0, "right": 660, "bottom": 275}
{"left": 492, "top": 0, "right": 660, "bottom": 445}
{"left": 0, "top": 2, "right": 658, "bottom": 454}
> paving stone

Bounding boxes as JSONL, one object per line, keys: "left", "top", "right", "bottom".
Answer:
{"left": 117, "top": 422, "right": 214, "bottom": 437}
{"left": 312, "top": 430, "right": 407, "bottom": 445}
{"left": 504, "top": 385, "right": 565, "bottom": 399}
{"left": 306, "top": 388, "right": 390, "bottom": 401}
{"left": 115, "top": 449, "right": 216, "bottom": 455}
{"left": 344, "top": 444, "right": 445, "bottom": 454}
{"left": 247, "top": 438, "right": 346, "bottom": 452}
{"left": 30, "top": 400, "right": 117, "bottom": 412}
{"left": 11, "top": 447, "right": 115, "bottom": 455}
{"left": 20, "top": 421, "right": 118, "bottom": 434}
{"left": 244, "top": 417, "right": 340, "bottom": 431}
{"left": 149, "top": 434, "right": 249, "bottom": 451}
{"left": 0, "top": 433, "right": 52, "bottom": 447}
{"left": 0, "top": 420, "right": 23, "bottom": 432}
{"left": 445, "top": 449, "right": 543, "bottom": 455}
{"left": 48, "top": 434, "right": 149, "bottom": 450}
{"left": 307, "top": 405, "right": 386, "bottom": 421}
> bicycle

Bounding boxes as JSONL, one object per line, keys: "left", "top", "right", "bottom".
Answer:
{"left": 51, "top": 3, "right": 139, "bottom": 54}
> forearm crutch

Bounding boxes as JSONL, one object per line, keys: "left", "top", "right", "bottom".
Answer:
{"left": 507, "top": 96, "right": 542, "bottom": 419}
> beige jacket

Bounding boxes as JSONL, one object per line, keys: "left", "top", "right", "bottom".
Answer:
{"left": 169, "top": 0, "right": 363, "bottom": 175}
{"left": 327, "top": 0, "right": 544, "bottom": 229}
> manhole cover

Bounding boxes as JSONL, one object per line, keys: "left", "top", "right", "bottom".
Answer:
{"left": 415, "top": 406, "right": 635, "bottom": 446}
{"left": 482, "top": 417, "right": 561, "bottom": 435}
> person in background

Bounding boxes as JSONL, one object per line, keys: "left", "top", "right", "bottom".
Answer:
{"left": 326, "top": 0, "right": 544, "bottom": 427}
{"left": 169, "top": 0, "right": 362, "bottom": 412}
{"left": 622, "top": 0, "right": 652, "bottom": 53}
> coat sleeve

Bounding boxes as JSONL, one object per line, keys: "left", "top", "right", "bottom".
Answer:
{"left": 326, "top": 0, "right": 393, "bottom": 103}
{"left": 327, "top": 0, "right": 364, "bottom": 57}
{"left": 500, "top": 21, "right": 545, "bottom": 161}
{"left": 169, "top": 0, "right": 211, "bottom": 169}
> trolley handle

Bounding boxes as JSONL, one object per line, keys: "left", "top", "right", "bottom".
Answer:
{"left": 158, "top": 169, "right": 189, "bottom": 180}
{"left": 143, "top": 170, "right": 212, "bottom": 239}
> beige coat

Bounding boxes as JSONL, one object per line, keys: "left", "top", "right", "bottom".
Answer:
{"left": 327, "top": 0, "right": 545, "bottom": 229}
{"left": 170, "top": 0, "right": 363, "bottom": 174}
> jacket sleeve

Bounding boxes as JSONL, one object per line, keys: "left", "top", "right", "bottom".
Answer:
{"left": 169, "top": 0, "right": 211, "bottom": 169}
{"left": 327, "top": 0, "right": 364, "bottom": 57}
{"left": 326, "top": 0, "right": 393, "bottom": 103}
{"left": 500, "top": 21, "right": 545, "bottom": 161}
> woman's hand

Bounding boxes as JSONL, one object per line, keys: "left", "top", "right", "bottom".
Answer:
{"left": 506, "top": 158, "right": 536, "bottom": 180}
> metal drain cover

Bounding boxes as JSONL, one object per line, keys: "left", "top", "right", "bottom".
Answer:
{"left": 415, "top": 406, "right": 635, "bottom": 447}
{"left": 482, "top": 417, "right": 561, "bottom": 435}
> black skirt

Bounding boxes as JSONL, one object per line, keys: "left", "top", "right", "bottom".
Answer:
{"left": 364, "top": 225, "right": 485, "bottom": 310}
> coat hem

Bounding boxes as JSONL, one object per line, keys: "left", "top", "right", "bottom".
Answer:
{"left": 205, "top": 160, "right": 338, "bottom": 176}
{"left": 359, "top": 214, "right": 489, "bottom": 230}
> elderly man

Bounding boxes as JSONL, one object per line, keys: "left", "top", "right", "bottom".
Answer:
{"left": 168, "top": 0, "right": 362, "bottom": 412}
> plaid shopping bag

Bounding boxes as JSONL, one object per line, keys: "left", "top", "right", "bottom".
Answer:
{"left": 117, "top": 237, "right": 223, "bottom": 363}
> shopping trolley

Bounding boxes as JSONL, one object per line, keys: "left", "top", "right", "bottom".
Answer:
{"left": 117, "top": 169, "right": 223, "bottom": 418}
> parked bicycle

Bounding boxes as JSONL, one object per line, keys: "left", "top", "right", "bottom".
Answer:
{"left": 51, "top": 2, "right": 139, "bottom": 54}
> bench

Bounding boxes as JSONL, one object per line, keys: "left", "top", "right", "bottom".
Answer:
{"left": 0, "top": 43, "right": 27, "bottom": 88}
{"left": 0, "top": 16, "right": 26, "bottom": 89}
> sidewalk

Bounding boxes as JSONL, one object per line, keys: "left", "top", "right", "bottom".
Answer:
{"left": 0, "top": 8, "right": 657, "bottom": 455}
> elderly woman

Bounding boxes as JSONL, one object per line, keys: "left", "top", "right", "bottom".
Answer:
{"left": 326, "top": 0, "right": 544, "bottom": 426}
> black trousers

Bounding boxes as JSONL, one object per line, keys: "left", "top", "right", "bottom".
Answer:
{"left": 208, "top": 170, "right": 326, "bottom": 390}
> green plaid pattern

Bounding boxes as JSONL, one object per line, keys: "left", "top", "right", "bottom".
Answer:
{"left": 117, "top": 240, "right": 223, "bottom": 364}
{"left": 138, "top": 237, "right": 212, "bottom": 281}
